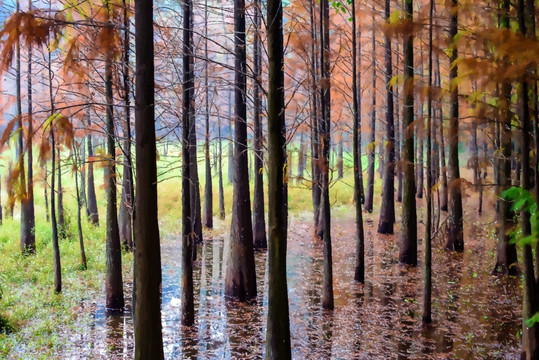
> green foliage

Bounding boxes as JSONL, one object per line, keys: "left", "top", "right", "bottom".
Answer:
{"left": 502, "top": 187, "right": 539, "bottom": 246}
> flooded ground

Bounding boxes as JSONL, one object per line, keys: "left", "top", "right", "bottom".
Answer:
{"left": 69, "top": 206, "right": 520, "bottom": 359}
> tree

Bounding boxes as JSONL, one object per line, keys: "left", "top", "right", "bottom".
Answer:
{"left": 352, "top": 0, "right": 365, "bottom": 284}
{"left": 133, "top": 0, "right": 165, "bottom": 354}
{"left": 103, "top": 2, "right": 124, "bottom": 311}
{"left": 422, "top": 0, "right": 434, "bottom": 326}
{"left": 252, "top": 0, "right": 267, "bottom": 250}
{"left": 320, "top": 0, "right": 333, "bottom": 310}
{"left": 118, "top": 0, "right": 134, "bottom": 250}
{"left": 517, "top": 0, "right": 539, "bottom": 357}
{"left": 86, "top": 114, "right": 99, "bottom": 225}
{"left": 491, "top": 0, "right": 517, "bottom": 276}
{"left": 445, "top": 0, "right": 464, "bottom": 252}
{"left": 265, "top": 0, "right": 291, "bottom": 356}
{"left": 224, "top": 0, "right": 257, "bottom": 302}
{"left": 203, "top": 0, "right": 213, "bottom": 229}
{"left": 377, "top": 0, "right": 395, "bottom": 234}
{"left": 399, "top": 0, "right": 417, "bottom": 266}
{"left": 181, "top": 0, "right": 195, "bottom": 326}
{"left": 364, "top": 6, "right": 376, "bottom": 213}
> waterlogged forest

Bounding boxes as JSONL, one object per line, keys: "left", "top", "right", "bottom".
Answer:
{"left": 0, "top": 0, "right": 537, "bottom": 358}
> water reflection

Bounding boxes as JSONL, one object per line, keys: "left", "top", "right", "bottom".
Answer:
{"left": 84, "top": 215, "right": 520, "bottom": 359}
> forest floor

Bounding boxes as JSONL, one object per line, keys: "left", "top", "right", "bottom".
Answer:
{"left": 0, "top": 154, "right": 523, "bottom": 359}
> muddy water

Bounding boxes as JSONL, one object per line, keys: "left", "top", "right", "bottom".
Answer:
{"left": 89, "top": 212, "right": 521, "bottom": 359}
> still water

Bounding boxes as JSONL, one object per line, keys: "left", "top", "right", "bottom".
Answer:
{"left": 86, "top": 213, "right": 521, "bottom": 359}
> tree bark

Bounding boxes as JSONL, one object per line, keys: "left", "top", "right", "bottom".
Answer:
{"left": 378, "top": 0, "right": 396, "bottom": 234}
{"left": 224, "top": 0, "right": 257, "bottom": 302}
{"left": 265, "top": 0, "right": 291, "bottom": 356}
{"left": 445, "top": 0, "right": 464, "bottom": 252}
{"left": 352, "top": 0, "right": 365, "bottom": 284}
{"left": 253, "top": 0, "right": 266, "bottom": 249}
{"left": 203, "top": 0, "right": 213, "bottom": 229}
{"left": 119, "top": 0, "right": 133, "bottom": 251}
{"left": 104, "top": 39, "right": 124, "bottom": 311}
{"left": 320, "top": 0, "right": 334, "bottom": 310}
{"left": 86, "top": 114, "right": 99, "bottom": 225}
{"left": 133, "top": 0, "right": 165, "bottom": 352}
{"left": 364, "top": 7, "right": 376, "bottom": 213}
{"left": 399, "top": 0, "right": 417, "bottom": 266}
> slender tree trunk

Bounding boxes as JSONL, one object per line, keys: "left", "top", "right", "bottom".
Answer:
{"left": 309, "top": 0, "right": 323, "bottom": 238}
{"left": 119, "top": 0, "right": 133, "bottom": 250}
{"left": 422, "top": 0, "right": 434, "bottom": 326}
{"left": 417, "top": 62, "right": 424, "bottom": 199}
{"left": 352, "top": 0, "right": 365, "bottom": 284}
{"left": 265, "top": 0, "right": 291, "bottom": 356}
{"left": 396, "top": 41, "right": 403, "bottom": 203}
{"left": 7, "top": 162, "right": 13, "bottom": 219}
{"left": 337, "top": 137, "right": 344, "bottom": 179}
{"left": 133, "top": 0, "right": 165, "bottom": 352}
{"left": 445, "top": 0, "right": 464, "bottom": 252}
{"left": 203, "top": 0, "right": 213, "bottom": 229}
{"left": 87, "top": 114, "right": 99, "bottom": 225}
{"left": 48, "top": 28, "right": 61, "bottom": 293}
{"left": 44, "top": 171, "right": 49, "bottom": 222}
{"left": 74, "top": 143, "right": 87, "bottom": 270}
{"left": 17, "top": 0, "right": 33, "bottom": 253}
{"left": 104, "top": 42, "right": 124, "bottom": 311}
{"left": 437, "top": 54, "right": 448, "bottom": 212}
{"left": 225, "top": 0, "right": 257, "bottom": 302}
{"left": 228, "top": 92, "right": 234, "bottom": 184}
{"left": 80, "top": 138, "right": 86, "bottom": 212}
{"left": 399, "top": 0, "right": 417, "bottom": 266}
{"left": 365, "top": 8, "right": 376, "bottom": 213}
{"left": 517, "top": 2, "right": 539, "bottom": 356}
{"left": 218, "top": 115, "right": 225, "bottom": 219}
{"left": 378, "top": 0, "right": 395, "bottom": 234}
{"left": 298, "top": 132, "right": 305, "bottom": 179}
{"left": 180, "top": 0, "right": 195, "bottom": 327}
{"left": 57, "top": 147, "right": 65, "bottom": 235}
{"left": 320, "top": 0, "right": 334, "bottom": 310}
{"left": 189, "top": 41, "right": 203, "bottom": 253}
{"left": 253, "top": 0, "right": 266, "bottom": 249}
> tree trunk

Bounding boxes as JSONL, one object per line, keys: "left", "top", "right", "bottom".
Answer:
{"left": 57, "top": 147, "right": 65, "bottom": 236}
{"left": 189, "top": 43, "right": 203, "bottom": 255}
{"left": 445, "top": 0, "right": 464, "bottom": 252}
{"left": 228, "top": 93, "right": 234, "bottom": 184}
{"left": 48, "top": 32, "right": 61, "bottom": 293}
{"left": 396, "top": 41, "right": 403, "bottom": 203}
{"left": 352, "top": 0, "right": 365, "bottom": 284}
{"left": 416, "top": 61, "right": 424, "bottom": 199}
{"left": 265, "top": 0, "right": 291, "bottom": 356}
{"left": 378, "top": 0, "right": 395, "bottom": 234}
{"left": 17, "top": 0, "right": 33, "bottom": 253}
{"left": 119, "top": 0, "right": 133, "bottom": 251}
{"left": 203, "top": 0, "right": 213, "bottom": 229}
{"left": 399, "top": 0, "right": 417, "bottom": 266}
{"left": 133, "top": 0, "right": 165, "bottom": 352}
{"left": 225, "top": 0, "right": 257, "bottom": 302}
{"left": 87, "top": 114, "right": 99, "bottom": 225}
{"left": 180, "top": 0, "right": 195, "bottom": 327}
{"left": 517, "top": 2, "right": 539, "bottom": 356}
{"left": 422, "top": 0, "right": 434, "bottom": 326}
{"left": 337, "top": 137, "right": 344, "bottom": 179}
{"left": 309, "top": 0, "right": 323, "bottom": 239}
{"left": 298, "top": 132, "right": 305, "bottom": 179}
{"left": 74, "top": 143, "right": 87, "bottom": 270}
{"left": 253, "top": 0, "right": 266, "bottom": 249}
{"left": 218, "top": 115, "right": 225, "bottom": 219}
{"left": 320, "top": 0, "right": 334, "bottom": 310}
{"left": 364, "top": 8, "right": 376, "bottom": 213}
{"left": 104, "top": 45, "right": 124, "bottom": 311}
{"left": 44, "top": 171, "right": 49, "bottom": 222}
{"left": 437, "top": 54, "right": 448, "bottom": 212}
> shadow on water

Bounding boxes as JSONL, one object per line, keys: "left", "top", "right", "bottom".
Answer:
{"left": 83, "top": 212, "right": 520, "bottom": 359}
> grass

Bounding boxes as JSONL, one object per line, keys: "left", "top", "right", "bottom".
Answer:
{"left": 0, "top": 141, "right": 381, "bottom": 357}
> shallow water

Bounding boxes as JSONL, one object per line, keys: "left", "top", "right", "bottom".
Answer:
{"left": 84, "top": 212, "right": 521, "bottom": 359}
